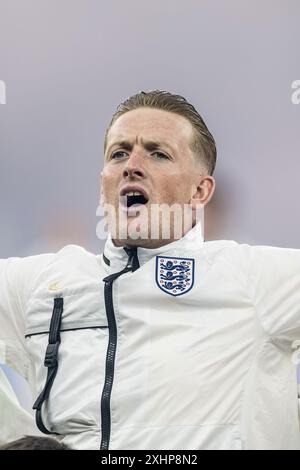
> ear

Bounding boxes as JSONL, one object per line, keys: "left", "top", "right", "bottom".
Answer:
{"left": 190, "top": 175, "right": 215, "bottom": 209}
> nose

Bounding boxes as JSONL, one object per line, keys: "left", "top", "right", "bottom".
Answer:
{"left": 122, "top": 151, "right": 145, "bottom": 180}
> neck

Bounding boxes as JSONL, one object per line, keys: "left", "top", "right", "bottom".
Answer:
{"left": 111, "top": 221, "right": 202, "bottom": 249}
{"left": 112, "top": 237, "right": 176, "bottom": 249}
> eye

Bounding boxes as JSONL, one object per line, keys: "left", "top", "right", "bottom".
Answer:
{"left": 152, "top": 151, "right": 170, "bottom": 160}
{"left": 111, "top": 151, "right": 127, "bottom": 160}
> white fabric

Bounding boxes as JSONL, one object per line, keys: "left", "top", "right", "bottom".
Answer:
{"left": 0, "top": 368, "right": 42, "bottom": 445}
{"left": 0, "top": 224, "right": 300, "bottom": 449}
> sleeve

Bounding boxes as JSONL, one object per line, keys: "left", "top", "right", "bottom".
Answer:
{"left": 0, "top": 253, "right": 54, "bottom": 445}
{"left": 0, "top": 368, "right": 43, "bottom": 445}
{"left": 0, "top": 254, "right": 53, "bottom": 378}
{"left": 247, "top": 245, "right": 300, "bottom": 339}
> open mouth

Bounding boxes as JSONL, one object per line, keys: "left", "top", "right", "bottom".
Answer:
{"left": 120, "top": 189, "right": 149, "bottom": 209}
{"left": 126, "top": 193, "right": 148, "bottom": 207}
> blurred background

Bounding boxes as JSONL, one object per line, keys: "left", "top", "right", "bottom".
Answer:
{"left": 0, "top": 0, "right": 299, "bottom": 413}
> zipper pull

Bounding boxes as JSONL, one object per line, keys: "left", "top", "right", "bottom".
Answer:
{"left": 123, "top": 246, "right": 140, "bottom": 272}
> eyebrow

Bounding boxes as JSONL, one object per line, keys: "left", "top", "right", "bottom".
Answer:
{"left": 106, "top": 139, "right": 174, "bottom": 156}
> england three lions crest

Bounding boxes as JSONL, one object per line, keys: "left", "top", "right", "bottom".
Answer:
{"left": 156, "top": 256, "right": 195, "bottom": 297}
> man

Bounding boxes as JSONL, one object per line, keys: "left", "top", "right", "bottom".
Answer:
{"left": 1, "top": 90, "right": 300, "bottom": 450}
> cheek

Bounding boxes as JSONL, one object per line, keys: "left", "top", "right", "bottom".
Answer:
{"left": 161, "top": 174, "right": 192, "bottom": 198}
{"left": 101, "top": 167, "right": 119, "bottom": 197}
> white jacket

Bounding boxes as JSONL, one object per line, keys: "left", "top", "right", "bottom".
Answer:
{"left": 1, "top": 224, "right": 300, "bottom": 450}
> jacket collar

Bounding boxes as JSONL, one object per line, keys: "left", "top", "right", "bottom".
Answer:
{"left": 102, "top": 222, "right": 204, "bottom": 273}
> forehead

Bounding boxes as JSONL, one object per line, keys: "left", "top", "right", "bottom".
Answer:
{"left": 106, "top": 108, "right": 194, "bottom": 151}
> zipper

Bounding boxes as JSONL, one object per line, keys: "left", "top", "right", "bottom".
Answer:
{"left": 100, "top": 247, "right": 139, "bottom": 450}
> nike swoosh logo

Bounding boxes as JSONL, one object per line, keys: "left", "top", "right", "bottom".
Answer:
{"left": 48, "top": 282, "right": 61, "bottom": 291}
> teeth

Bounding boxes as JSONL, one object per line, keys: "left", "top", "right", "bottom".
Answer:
{"left": 126, "top": 191, "right": 142, "bottom": 196}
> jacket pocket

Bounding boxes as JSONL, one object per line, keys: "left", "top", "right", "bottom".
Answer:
{"left": 25, "top": 294, "right": 108, "bottom": 435}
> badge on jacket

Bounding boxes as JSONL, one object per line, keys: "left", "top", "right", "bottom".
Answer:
{"left": 156, "top": 256, "right": 195, "bottom": 296}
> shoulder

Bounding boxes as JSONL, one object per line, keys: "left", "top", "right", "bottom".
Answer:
{"left": 1, "top": 245, "right": 102, "bottom": 296}
{"left": 202, "top": 239, "right": 249, "bottom": 264}
{"left": 203, "top": 239, "right": 300, "bottom": 275}
{"left": 55, "top": 243, "right": 100, "bottom": 260}
{"left": 4, "top": 244, "right": 100, "bottom": 274}
{"left": 31, "top": 244, "right": 102, "bottom": 281}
